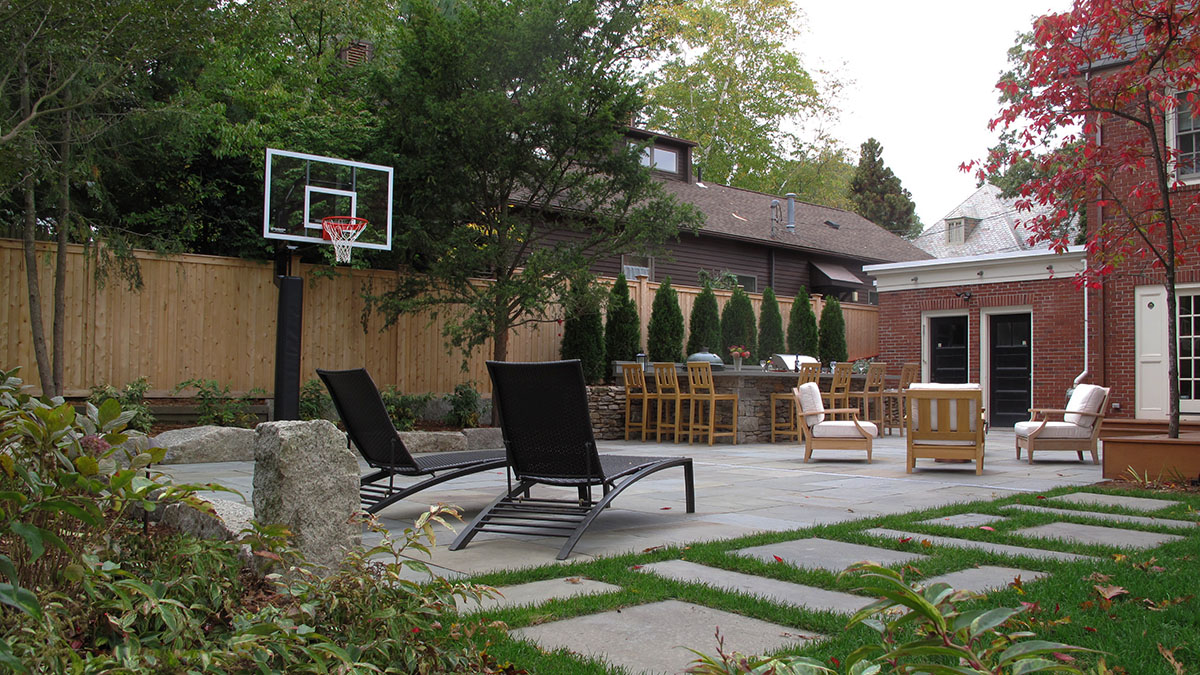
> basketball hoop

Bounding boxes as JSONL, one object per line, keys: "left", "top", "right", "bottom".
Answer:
{"left": 321, "top": 216, "right": 368, "bottom": 264}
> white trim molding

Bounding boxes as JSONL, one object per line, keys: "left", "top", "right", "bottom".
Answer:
{"left": 864, "top": 247, "right": 1087, "bottom": 293}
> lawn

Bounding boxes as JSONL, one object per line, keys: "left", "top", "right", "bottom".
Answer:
{"left": 454, "top": 485, "right": 1200, "bottom": 674}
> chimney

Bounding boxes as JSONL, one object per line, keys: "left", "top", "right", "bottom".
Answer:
{"left": 785, "top": 193, "right": 796, "bottom": 231}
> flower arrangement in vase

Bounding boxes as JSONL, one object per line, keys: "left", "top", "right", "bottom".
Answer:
{"left": 728, "top": 345, "right": 750, "bottom": 370}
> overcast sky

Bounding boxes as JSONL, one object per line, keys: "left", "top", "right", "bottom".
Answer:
{"left": 798, "top": 0, "right": 1070, "bottom": 226}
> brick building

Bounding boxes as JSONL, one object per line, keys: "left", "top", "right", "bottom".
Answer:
{"left": 865, "top": 248, "right": 1089, "bottom": 428}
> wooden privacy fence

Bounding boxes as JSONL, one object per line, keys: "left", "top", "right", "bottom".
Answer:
{"left": 1, "top": 239, "right": 877, "bottom": 397}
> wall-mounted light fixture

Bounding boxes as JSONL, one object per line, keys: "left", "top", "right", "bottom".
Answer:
{"left": 910, "top": 276, "right": 919, "bottom": 283}
{"left": 954, "top": 291, "right": 973, "bottom": 302}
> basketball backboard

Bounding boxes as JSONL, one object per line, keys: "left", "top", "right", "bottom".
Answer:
{"left": 262, "top": 148, "right": 393, "bottom": 251}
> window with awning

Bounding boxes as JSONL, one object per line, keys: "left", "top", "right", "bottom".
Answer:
{"left": 810, "top": 261, "right": 863, "bottom": 288}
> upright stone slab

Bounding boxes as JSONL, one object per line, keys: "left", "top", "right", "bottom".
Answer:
{"left": 253, "top": 420, "right": 360, "bottom": 573}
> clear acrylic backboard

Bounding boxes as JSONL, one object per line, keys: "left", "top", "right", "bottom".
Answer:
{"left": 262, "top": 148, "right": 393, "bottom": 252}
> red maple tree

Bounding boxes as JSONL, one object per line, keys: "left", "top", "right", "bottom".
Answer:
{"left": 972, "top": 0, "right": 1200, "bottom": 436}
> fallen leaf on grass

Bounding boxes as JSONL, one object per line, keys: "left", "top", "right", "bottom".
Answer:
{"left": 898, "top": 536, "right": 912, "bottom": 544}
{"left": 642, "top": 545, "right": 664, "bottom": 553}
{"left": 1083, "top": 626, "right": 1097, "bottom": 632}
{"left": 921, "top": 539, "right": 933, "bottom": 548}
{"left": 773, "top": 555, "right": 784, "bottom": 563}
{"left": 1094, "top": 584, "right": 1129, "bottom": 601}
{"left": 565, "top": 577, "right": 582, "bottom": 584}
{"left": 1158, "top": 644, "right": 1186, "bottom": 675}
{"left": 629, "top": 565, "right": 643, "bottom": 570}
{"left": 1088, "top": 572, "right": 1112, "bottom": 583}
{"left": 1036, "top": 495, "right": 1047, "bottom": 500}
{"left": 979, "top": 526, "right": 995, "bottom": 531}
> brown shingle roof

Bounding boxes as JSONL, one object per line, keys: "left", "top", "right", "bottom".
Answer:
{"left": 658, "top": 179, "right": 932, "bottom": 264}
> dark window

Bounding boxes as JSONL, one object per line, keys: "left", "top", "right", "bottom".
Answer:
{"left": 1176, "top": 92, "right": 1200, "bottom": 179}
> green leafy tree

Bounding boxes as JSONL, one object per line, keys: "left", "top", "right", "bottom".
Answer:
{"left": 849, "top": 138, "right": 921, "bottom": 238}
{"left": 817, "top": 297, "right": 847, "bottom": 365}
{"left": 560, "top": 276, "right": 607, "bottom": 384}
{"left": 365, "top": 0, "right": 701, "bottom": 366}
{"left": 787, "top": 287, "right": 819, "bottom": 356}
{"left": 720, "top": 286, "right": 756, "bottom": 363}
{"left": 686, "top": 283, "right": 722, "bottom": 357}
{"left": 642, "top": 0, "right": 846, "bottom": 198}
{"left": 757, "top": 287, "right": 785, "bottom": 359}
{"left": 647, "top": 278, "right": 684, "bottom": 363}
{"left": 604, "top": 273, "right": 642, "bottom": 366}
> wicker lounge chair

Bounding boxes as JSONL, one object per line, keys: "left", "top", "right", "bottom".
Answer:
{"left": 450, "top": 360, "right": 695, "bottom": 560}
{"left": 317, "top": 368, "right": 506, "bottom": 514}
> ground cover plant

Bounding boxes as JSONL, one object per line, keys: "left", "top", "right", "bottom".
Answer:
{"left": 0, "top": 366, "right": 505, "bottom": 672}
{"left": 451, "top": 485, "right": 1200, "bottom": 674}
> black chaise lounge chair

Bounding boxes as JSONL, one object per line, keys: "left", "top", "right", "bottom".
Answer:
{"left": 450, "top": 360, "right": 695, "bottom": 560}
{"left": 316, "top": 368, "right": 506, "bottom": 514}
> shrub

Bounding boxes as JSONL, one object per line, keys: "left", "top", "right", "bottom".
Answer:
{"left": 88, "top": 376, "right": 154, "bottom": 432}
{"left": 443, "top": 383, "right": 481, "bottom": 428}
{"left": 604, "top": 273, "right": 642, "bottom": 367}
{"left": 686, "top": 283, "right": 722, "bottom": 357}
{"left": 787, "top": 287, "right": 819, "bottom": 356}
{"left": 1, "top": 365, "right": 501, "bottom": 673}
{"left": 757, "top": 286, "right": 785, "bottom": 360}
{"left": 379, "top": 387, "right": 434, "bottom": 431}
{"left": 817, "top": 297, "right": 848, "bottom": 365}
{"left": 720, "top": 286, "right": 757, "bottom": 363}
{"left": 173, "top": 378, "right": 264, "bottom": 428}
{"left": 298, "top": 377, "right": 332, "bottom": 421}
{"left": 560, "top": 276, "right": 607, "bottom": 383}
{"left": 647, "top": 277, "right": 685, "bottom": 363}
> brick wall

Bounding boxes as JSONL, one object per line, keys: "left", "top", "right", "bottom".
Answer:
{"left": 1085, "top": 111, "right": 1200, "bottom": 419}
{"left": 877, "top": 277, "right": 1095, "bottom": 413}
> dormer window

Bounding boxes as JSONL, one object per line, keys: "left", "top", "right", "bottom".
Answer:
{"left": 639, "top": 145, "right": 679, "bottom": 174}
{"left": 946, "top": 218, "right": 966, "bottom": 244}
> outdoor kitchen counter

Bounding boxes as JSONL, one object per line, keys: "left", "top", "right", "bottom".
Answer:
{"left": 649, "top": 367, "right": 871, "bottom": 444}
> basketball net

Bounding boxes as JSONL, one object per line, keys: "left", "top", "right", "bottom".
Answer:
{"left": 321, "top": 216, "right": 368, "bottom": 264}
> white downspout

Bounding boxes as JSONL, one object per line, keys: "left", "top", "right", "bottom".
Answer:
{"left": 1074, "top": 257, "right": 1090, "bottom": 386}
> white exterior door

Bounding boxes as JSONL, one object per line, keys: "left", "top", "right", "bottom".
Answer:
{"left": 1135, "top": 285, "right": 1168, "bottom": 419}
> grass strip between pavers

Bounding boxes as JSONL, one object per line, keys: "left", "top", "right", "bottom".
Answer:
{"left": 448, "top": 485, "right": 1200, "bottom": 674}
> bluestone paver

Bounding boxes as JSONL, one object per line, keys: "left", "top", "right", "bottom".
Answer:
{"left": 918, "top": 513, "right": 1008, "bottom": 528}
{"left": 454, "top": 577, "right": 620, "bottom": 613}
{"left": 1014, "top": 522, "right": 1185, "bottom": 550}
{"left": 511, "top": 599, "right": 823, "bottom": 675}
{"left": 921, "top": 565, "right": 1048, "bottom": 594}
{"left": 1051, "top": 492, "right": 1181, "bottom": 512}
{"left": 1002, "top": 504, "right": 1199, "bottom": 529}
{"left": 866, "top": 528, "right": 1095, "bottom": 562}
{"left": 734, "top": 537, "right": 927, "bottom": 571}
{"left": 638, "top": 559, "right": 871, "bottom": 614}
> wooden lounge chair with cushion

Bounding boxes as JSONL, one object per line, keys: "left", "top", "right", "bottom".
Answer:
{"left": 792, "top": 382, "right": 877, "bottom": 463}
{"left": 450, "top": 360, "right": 695, "bottom": 560}
{"left": 1015, "top": 384, "right": 1111, "bottom": 464}
{"left": 905, "top": 383, "right": 986, "bottom": 475}
{"left": 317, "top": 368, "right": 506, "bottom": 514}
{"left": 770, "top": 361, "right": 820, "bottom": 443}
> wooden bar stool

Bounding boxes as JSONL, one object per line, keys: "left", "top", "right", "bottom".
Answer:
{"left": 770, "top": 362, "right": 820, "bottom": 442}
{"left": 882, "top": 362, "right": 919, "bottom": 436}
{"left": 823, "top": 362, "right": 853, "bottom": 419}
{"left": 653, "top": 363, "right": 689, "bottom": 443}
{"left": 620, "top": 363, "right": 657, "bottom": 440}
{"left": 686, "top": 361, "right": 738, "bottom": 445}
{"left": 852, "top": 362, "right": 887, "bottom": 433}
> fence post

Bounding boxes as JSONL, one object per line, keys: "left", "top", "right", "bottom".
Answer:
{"left": 635, "top": 274, "right": 650, "bottom": 352}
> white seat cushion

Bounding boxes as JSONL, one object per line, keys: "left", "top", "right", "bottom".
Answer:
{"left": 1064, "top": 384, "right": 1108, "bottom": 427}
{"left": 811, "top": 420, "right": 878, "bottom": 438}
{"left": 1014, "top": 420, "right": 1093, "bottom": 440}
{"left": 908, "top": 383, "right": 981, "bottom": 390}
{"left": 795, "top": 382, "right": 825, "bottom": 426}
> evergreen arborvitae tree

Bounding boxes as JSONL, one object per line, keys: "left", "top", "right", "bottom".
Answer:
{"left": 849, "top": 138, "right": 920, "bottom": 238}
{"left": 685, "top": 283, "right": 722, "bottom": 357}
{"left": 647, "top": 278, "right": 684, "bottom": 363}
{"left": 720, "top": 286, "right": 757, "bottom": 363}
{"left": 817, "top": 297, "right": 848, "bottom": 366}
{"left": 559, "top": 278, "right": 606, "bottom": 383}
{"left": 757, "top": 286, "right": 785, "bottom": 360}
{"left": 604, "top": 274, "right": 641, "bottom": 367}
{"left": 787, "top": 287, "right": 819, "bottom": 356}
